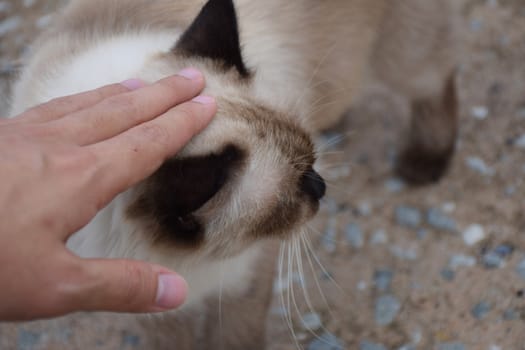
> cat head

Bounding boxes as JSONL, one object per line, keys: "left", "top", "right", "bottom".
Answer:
{"left": 125, "top": 0, "right": 325, "bottom": 258}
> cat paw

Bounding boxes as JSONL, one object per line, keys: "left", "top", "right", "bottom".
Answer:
{"left": 396, "top": 146, "right": 454, "bottom": 185}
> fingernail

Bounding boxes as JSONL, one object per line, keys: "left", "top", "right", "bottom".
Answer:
{"left": 121, "top": 79, "right": 145, "bottom": 90}
{"left": 156, "top": 274, "right": 187, "bottom": 309}
{"left": 177, "top": 68, "right": 203, "bottom": 81}
{"left": 192, "top": 95, "right": 215, "bottom": 105}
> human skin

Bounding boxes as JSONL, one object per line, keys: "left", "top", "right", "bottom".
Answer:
{"left": 0, "top": 68, "right": 216, "bottom": 321}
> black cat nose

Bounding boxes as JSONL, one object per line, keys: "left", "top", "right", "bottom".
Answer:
{"left": 300, "top": 168, "right": 326, "bottom": 201}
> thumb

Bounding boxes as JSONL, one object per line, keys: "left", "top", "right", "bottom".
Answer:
{"left": 74, "top": 258, "right": 188, "bottom": 313}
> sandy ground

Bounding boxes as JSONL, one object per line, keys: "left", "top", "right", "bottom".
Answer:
{"left": 0, "top": 0, "right": 524, "bottom": 349}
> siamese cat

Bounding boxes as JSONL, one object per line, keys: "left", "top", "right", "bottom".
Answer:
{"left": 9, "top": 0, "right": 459, "bottom": 348}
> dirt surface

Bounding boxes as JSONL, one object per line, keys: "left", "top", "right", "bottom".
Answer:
{"left": 1, "top": 0, "right": 524, "bottom": 349}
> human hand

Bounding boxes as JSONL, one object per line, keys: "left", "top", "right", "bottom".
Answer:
{"left": 0, "top": 68, "right": 216, "bottom": 321}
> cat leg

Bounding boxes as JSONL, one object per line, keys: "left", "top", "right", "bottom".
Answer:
{"left": 370, "top": 0, "right": 460, "bottom": 184}
{"left": 396, "top": 75, "right": 458, "bottom": 184}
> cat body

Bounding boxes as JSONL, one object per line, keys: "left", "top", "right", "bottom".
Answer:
{"left": 10, "top": 0, "right": 459, "bottom": 348}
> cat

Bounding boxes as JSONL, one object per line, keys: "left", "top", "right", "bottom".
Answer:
{"left": 9, "top": 0, "right": 459, "bottom": 348}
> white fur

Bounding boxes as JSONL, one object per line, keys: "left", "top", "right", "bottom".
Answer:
{"left": 11, "top": 32, "right": 178, "bottom": 115}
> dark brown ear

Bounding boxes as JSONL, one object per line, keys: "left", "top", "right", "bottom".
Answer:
{"left": 133, "top": 145, "right": 245, "bottom": 246}
{"left": 174, "top": 0, "right": 249, "bottom": 77}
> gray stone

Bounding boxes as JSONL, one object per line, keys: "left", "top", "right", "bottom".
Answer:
{"left": 398, "top": 345, "right": 416, "bottom": 350}
{"left": 371, "top": 229, "right": 388, "bottom": 245}
{"left": 466, "top": 157, "right": 495, "bottom": 176}
{"left": 482, "top": 252, "right": 505, "bottom": 269}
{"left": 322, "top": 218, "right": 338, "bottom": 253}
{"left": 360, "top": 340, "right": 387, "bottom": 350}
{"left": 307, "top": 332, "right": 344, "bottom": 350}
{"left": 301, "top": 313, "right": 322, "bottom": 331}
{"left": 0, "top": 16, "right": 21, "bottom": 37}
{"left": 502, "top": 308, "right": 520, "bottom": 321}
{"left": 514, "top": 134, "right": 525, "bottom": 149}
{"left": 17, "top": 330, "right": 42, "bottom": 350}
{"left": 471, "top": 301, "right": 491, "bottom": 319}
{"left": 375, "top": 295, "right": 401, "bottom": 326}
{"left": 517, "top": 258, "right": 525, "bottom": 280}
{"left": 395, "top": 206, "right": 422, "bottom": 229}
{"left": 437, "top": 343, "right": 466, "bottom": 350}
{"left": 385, "top": 178, "right": 405, "bottom": 193}
{"left": 374, "top": 269, "right": 394, "bottom": 291}
{"left": 441, "top": 268, "right": 455, "bottom": 281}
{"left": 390, "top": 245, "right": 418, "bottom": 261}
{"left": 449, "top": 255, "right": 477, "bottom": 269}
{"left": 427, "top": 208, "right": 457, "bottom": 233}
{"left": 120, "top": 331, "right": 140, "bottom": 348}
{"left": 345, "top": 223, "right": 364, "bottom": 248}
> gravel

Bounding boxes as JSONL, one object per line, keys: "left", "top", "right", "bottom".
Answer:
{"left": 301, "top": 313, "right": 323, "bottom": 331}
{"left": 471, "top": 301, "right": 492, "bottom": 319}
{"left": 360, "top": 340, "right": 388, "bottom": 350}
{"left": 375, "top": 295, "right": 401, "bottom": 326}
{"left": 427, "top": 208, "right": 457, "bottom": 233}
{"left": 345, "top": 223, "right": 364, "bottom": 248}
{"left": 395, "top": 206, "right": 422, "bottom": 229}
{"left": 466, "top": 157, "right": 495, "bottom": 176}
{"left": 307, "top": 332, "right": 344, "bottom": 350}
{"left": 449, "top": 255, "right": 477, "bottom": 269}
{"left": 374, "top": 269, "right": 394, "bottom": 291}
{"left": 436, "top": 343, "right": 467, "bottom": 350}
{"left": 462, "top": 224, "right": 486, "bottom": 246}
{"left": 516, "top": 258, "right": 525, "bottom": 280}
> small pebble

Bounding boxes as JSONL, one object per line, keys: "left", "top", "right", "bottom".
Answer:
{"left": 307, "top": 332, "right": 344, "bottom": 350}
{"left": 395, "top": 206, "right": 422, "bottom": 229}
{"left": 482, "top": 245, "right": 513, "bottom": 269}
{"left": 462, "top": 224, "right": 486, "bottom": 246}
{"left": 482, "top": 252, "right": 505, "bottom": 269}
{"left": 17, "top": 330, "right": 42, "bottom": 350}
{"left": 360, "top": 340, "right": 387, "bottom": 350}
{"left": 385, "top": 178, "right": 405, "bottom": 193}
{"left": 502, "top": 308, "right": 520, "bottom": 321}
{"left": 398, "top": 345, "right": 416, "bottom": 350}
{"left": 357, "top": 201, "right": 372, "bottom": 216}
{"left": 121, "top": 331, "right": 140, "bottom": 348}
{"left": 441, "top": 268, "right": 455, "bottom": 281}
{"left": 0, "top": 1, "right": 11, "bottom": 13}
{"left": 442, "top": 202, "right": 456, "bottom": 213}
{"left": 374, "top": 269, "right": 394, "bottom": 291}
{"left": 470, "top": 19, "right": 483, "bottom": 32}
{"left": 514, "top": 134, "right": 525, "bottom": 149}
{"left": 417, "top": 229, "right": 429, "bottom": 240}
{"left": 0, "top": 16, "right": 22, "bottom": 37}
{"left": 471, "top": 301, "right": 491, "bottom": 320}
{"left": 322, "top": 218, "right": 337, "bottom": 253}
{"left": 437, "top": 342, "right": 467, "bottom": 350}
{"left": 357, "top": 281, "right": 368, "bottom": 291}
{"left": 449, "top": 255, "right": 477, "bottom": 269}
{"left": 375, "top": 295, "right": 401, "bottom": 326}
{"left": 345, "top": 223, "right": 364, "bottom": 248}
{"left": 23, "top": 0, "right": 36, "bottom": 7}
{"left": 504, "top": 185, "right": 517, "bottom": 196}
{"left": 301, "top": 313, "right": 322, "bottom": 331}
{"left": 371, "top": 229, "right": 388, "bottom": 245}
{"left": 470, "top": 106, "right": 489, "bottom": 120}
{"left": 488, "top": 346, "right": 501, "bottom": 350}
{"left": 516, "top": 258, "right": 525, "bottom": 280}
{"left": 36, "top": 14, "right": 53, "bottom": 29}
{"left": 427, "top": 208, "right": 457, "bottom": 233}
{"left": 390, "top": 245, "right": 418, "bottom": 261}
{"left": 466, "top": 157, "right": 495, "bottom": 177}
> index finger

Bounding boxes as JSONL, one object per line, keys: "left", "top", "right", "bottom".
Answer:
{"left": 86, "top": 95, "right": 217, "bottom": 207}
